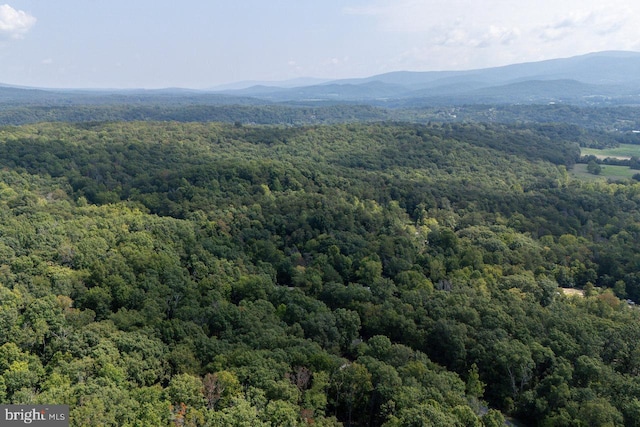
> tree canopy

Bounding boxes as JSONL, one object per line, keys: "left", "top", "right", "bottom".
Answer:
{"left": 0, "top": 119, "right": 638, "bottom": 425}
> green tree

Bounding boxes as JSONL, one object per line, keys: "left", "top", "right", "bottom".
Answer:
{"left": 167, "top": 373, "right": 205, "bottom": 409}
{"left": 332, "top": 362, "right": 373, "bottom": 426}
{"left": 203, "top": 371, "right": 241, "bottom": 410}
{"left": 481, "top": 409, "right": 505, "bottom": 427}
{"left": 587, "top": 159, "right": 602, "bottom": 175}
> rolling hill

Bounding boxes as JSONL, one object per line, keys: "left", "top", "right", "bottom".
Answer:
{"left": 2, "top": 51, "right": 640, "bottom": 106}
{"left": 217, "top": 50, "right": 640, "bottom": 105}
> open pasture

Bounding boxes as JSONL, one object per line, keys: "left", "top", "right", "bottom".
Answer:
{"left": 571, "top": 163, "right": 636, "bottom": 181}
{"left": 581, "top": 143, "right": 640, "bottom": 160}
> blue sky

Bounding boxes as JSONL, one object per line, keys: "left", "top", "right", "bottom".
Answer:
{"left": 1, "top": 0, "right": 640, "bottom": 89}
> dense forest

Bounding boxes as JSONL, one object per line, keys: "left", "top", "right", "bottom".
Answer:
{"left": 2, "top": 102, "right": 640, "bottom": 136}
{"left": 2, "top": 119, "right": 640, "bottom": 425}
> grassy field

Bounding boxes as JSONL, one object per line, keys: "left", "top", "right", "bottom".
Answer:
{"left": 571, "top": 164, "right": 636, "bottom": 181}
{"left": 575, "top": 144, "right": 640, "bottom": 181}
{"left": 581, "top": 144, "right": 640, "bottom": 159}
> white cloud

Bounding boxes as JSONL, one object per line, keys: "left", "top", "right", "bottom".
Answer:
{"left": 0, "top": 4, "right": 36, "bottom": 39}
{"left": 434, "top": 25, "right": 521, "bottom": 48}
{"left": 345, "top": 0, "right": 640, "bottom": 61}
{"left": 346, "top": 0, "right": 631, "bottom": 37}
{"left": 345, "top": 0, "right": 640, "bottom": 70}
{"left": 324, "top": 56, "right": 349, "bottom": 66}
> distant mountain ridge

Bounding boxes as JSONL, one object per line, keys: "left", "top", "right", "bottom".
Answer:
{"left": 2, "top": 51, "right": 640, "bottom": 106}
{"left": 344, "top": 50, "right": 640, "bottom": 86}
{"left": 215, "top": 51, "right": 640, "bottom": 105}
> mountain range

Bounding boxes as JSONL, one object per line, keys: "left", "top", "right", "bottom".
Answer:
{"left": 215, "top": 51, "right": 640, "bottom": 105}
{"left": 3, "top": 51, "right": 640, "bottom": 107}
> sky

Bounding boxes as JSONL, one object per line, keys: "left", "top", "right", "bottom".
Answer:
{"left": 1, "top": 0, "right": 640, "bottom": 89}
